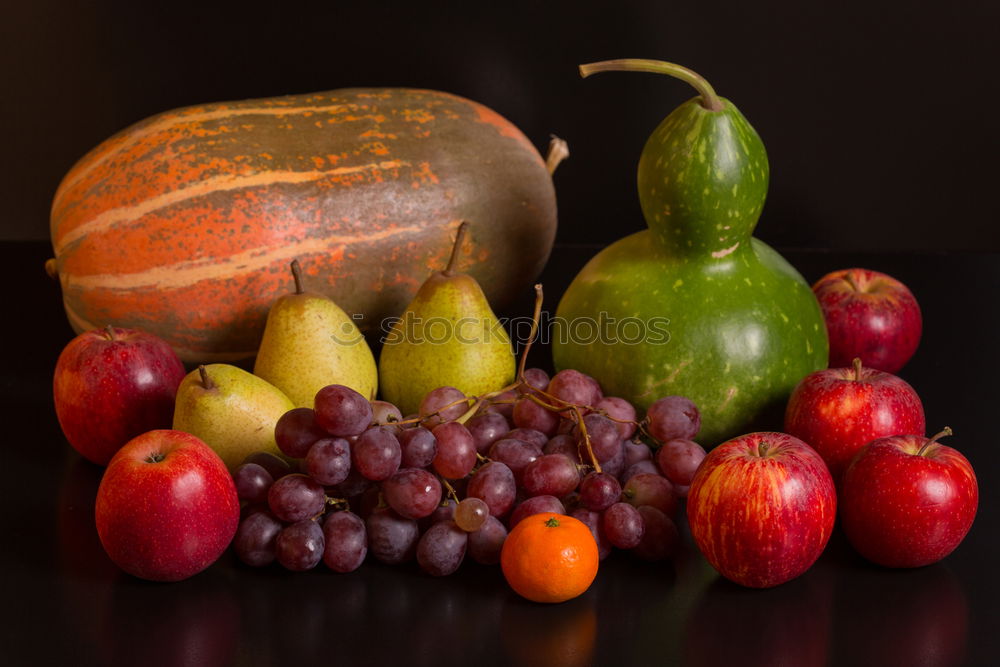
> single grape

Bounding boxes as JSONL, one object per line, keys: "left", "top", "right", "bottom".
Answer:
{"left": 416, "top": 520, "right": 468, "bottom": 576}
{"left": 366, "top": 507, "right": 420, "bottom": 564}
{"left": 601, "top": 441, "right": 627, "bottom": 479}
{"left": 454, "top": 497, "right": 490, "bottom": 532}
{"left": 322, "top": 511, "right": 367, "bottom": 573}
{"left": 656, "top": 439, "right": 707, "bottom": 487}
{"left": 570, "top": 507, "right": 613, "bottom": 561}
{"left": 573, "top": 413, "right": 621, "bottom": 462}
{"left": 314, "top": 385, "right": 374, "bottom": 437}
{"left": 352, "top": 426, "right": 402, "bottom": 481}
{"left": 466, "top": 461, "right": 516, "bottom": 517}
{"left": 331, "top": 466, "right": 372, "bottom": 499}
{"left": 233, "top": 510, "right": 283, "bottom": 567}
{"left": 602, "top": 502, "right": 645, "bottom": 549}
{"left": 305, "top": 437, "right": 351, "bottom": 486}
{"left": 467, "top": 515, "right": 508, "bottom": 565}
{"left": 508, "top": 495, "right": 565, "bottom": 529}
{"left": 268, "top": 473, "right": 326, "bottom": 523}
{"left": 624, "top": 441, "right": 653, "bottom": 467}
{"left": 370, "top": 400, "right": 404, "bottom": 431}
{"left": 512, "top": 397, "right": 560, "bottom": 436}
{"left": 623, "top": 473, "right": 677, "bottom": 517}
{"left": 398, "top": 426, "right": 437, "bottom": 468}
{"left": 631, "top": 505, "right": 680, "bottom": 562}
{"left": 420, "top": 386, "right": 470, "bottom": 426}
{"left": 621, "top": 459, "right": 660, "bottom": 485}
{"left": 480, "top": 389, "right": 516, "bottom": 420}
{"left": 521, "top": 454, "right": 581, "bottom": 498}
{"left": 420, "top": 497, "right": 458, "bottom": 531}
{"left": 275, "top": 519, "right": 325, "bottom": 571}
{"left": 274, "top": 407, "right": 329, "bottom": 458}
{"left": 233, "top": 462, "right": 274, "bottom": 504}
{"left": 243, "top": 451, "right": 293, "bottom": 480}
{"left": 506, "top": 428, "right": 549, "bottom": 450}
{"left": 431, "top": 421, "right": 476, "bottom": 479}
{"left": 595, "top": 396, "right": 637, "bottom": 440}
{"left": 646, "top": 395, "right": 701, "bottom": 442}
{"left": 466, "top": 412, "right": 510, "bottom": 454}
{"left": 522, "top": 367, "right": 550, "bottom": 391}
{"left": 579, "top": 471, "right": 622, "bottom": 512}
{"left": 489, "top": 438, "right": 542, "bottom": 486}
{"left": 544, "top": 434, "right": 580, "bottom": 461}
{"left": 383, "top": 468, "right": 442, "bottom": 519}
{"left": 547, "top": 369, "right": 601, "bottom": 407}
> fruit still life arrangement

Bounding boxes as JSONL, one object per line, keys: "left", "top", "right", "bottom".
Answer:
{"left": 48, "top": 59, "right": 976, "bottom": 603}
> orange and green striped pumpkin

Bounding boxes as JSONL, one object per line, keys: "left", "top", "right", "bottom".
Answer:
{"left": 48, "top": 88, "right": 558, "bottom": 362}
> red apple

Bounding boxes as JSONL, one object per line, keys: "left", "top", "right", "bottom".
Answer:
{"left": 812, "top": 267, "right": 922, "bottom": 373}
{"left": 784, "top": 358, "right": 926, "bottom": 483}
{"left": 95, "top": 429, "right": 240, "bottom": 581}
{"left": 54, "top": 326, "right": 186, "bottom": 465}
{"left": 840, "top": 428, "right": 978, "bottom": 568}
{"left": 687, "top": 432, "right": 836, "bottom": 588}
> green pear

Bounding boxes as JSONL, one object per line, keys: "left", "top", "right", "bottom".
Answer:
{"left": 173, "top": 364, "right": 294, "bottom": 469}
{"left": 379, "top": 222, "right": 516, "bottom": 415}
{"left": 254, "top": 259, "right": 378, "bottom": 408}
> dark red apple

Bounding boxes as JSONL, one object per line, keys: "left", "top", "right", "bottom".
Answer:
{"left": 54, "top": 326, "right": 186, "bottom": 465}
{"left": 95, "top": 429, "right": 240, "bottom": 581}
{"left": 812, "top": 267, "right": 922, "bottom": 373}
{"left": 840, "top": 428, "right": 978, "bottom": 568}
{"left": 687, "top": 432, "right": 836, "bottom": 588}
{"left": 784, "top": 359, "right": 926, "bottom": 482}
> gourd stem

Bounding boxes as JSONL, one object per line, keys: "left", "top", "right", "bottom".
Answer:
{"left": 546, "top": 136, "right": 570, "bottom": 175}
{"left": 579, "top": 59, "right": 724, "bottom": 112}
{"left": 444, "top": 221, "right": 469, "bottom": 276}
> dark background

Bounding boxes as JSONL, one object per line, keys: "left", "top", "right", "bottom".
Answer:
{"left": 4, "top": 0, "right": 998, "bottom": 250}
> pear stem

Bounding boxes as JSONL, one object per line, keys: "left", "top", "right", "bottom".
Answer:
{"left": 290, "top": 259, "right": 305, "bottom": 295}
{"left": 103, "top": 324, "right": 116, "bottom": 341}
{"left": 546, "top": 136, "right": 570, "bottom": 175}
{"left": 917, "top": 427, "right": 953, "bottom": 457}
{"left": 853, "top": 358, "right": 864, "bottom": 381}
{"left": 444, "top": 222, "right": 469, "bottom": 277}
{"left": 198, "top": 365, "right": 215, "bottom": 390}
{"left": 579, "top": 58, "right": 724, "bottom": 112}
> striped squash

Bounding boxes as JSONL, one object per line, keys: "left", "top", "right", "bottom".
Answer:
{"left": 48, "top": 88, "right": 558, "bottom": 362}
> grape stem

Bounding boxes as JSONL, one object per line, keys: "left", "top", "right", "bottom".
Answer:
{"left": 516, "top": 284, "right": 545, "bottom": 382}
{"left": 439, "top": 476, "right": 460, "bottom": 503}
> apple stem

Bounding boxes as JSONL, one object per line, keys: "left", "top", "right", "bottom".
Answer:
{"left": 145, "top": 452, "right": 165, "bottom": 464}
{"left": 853, "top": 358, "right": 863, "bottom": 381}
{"left": 103, "top": 324, "right": 116, "bottom": 341}
{"left": 198, "top": 365, "right": 216, "bottom": 390}
{"left": 290, "top": 259, "right": 304, "bottom": 295}
{"left": 579, "top": 58, "right": 724, "bottom": 112}
{"left": 757, "top": 442, "right": 771, "bottom": 457}
{"left": 917, "top": 426, "right": 953, "bottom": 456}
{"left": 444, "top": 221, "right": 469, "bottom": 277}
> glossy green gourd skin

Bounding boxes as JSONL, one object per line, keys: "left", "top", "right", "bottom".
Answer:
{"left": 554, "top": 97, "right": 828, "bottom": 446}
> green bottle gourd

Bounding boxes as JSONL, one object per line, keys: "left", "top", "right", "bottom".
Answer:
{"left": 553, "top": 59, "right": 828, "bottom": 446}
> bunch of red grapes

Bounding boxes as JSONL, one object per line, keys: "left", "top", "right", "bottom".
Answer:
{"left": 231, "top": 367, "right": 708, "bottom": 576}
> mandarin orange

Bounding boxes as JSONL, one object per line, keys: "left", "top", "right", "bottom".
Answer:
{"left": 500, "top": 513, "right": 599, "bottom": 603}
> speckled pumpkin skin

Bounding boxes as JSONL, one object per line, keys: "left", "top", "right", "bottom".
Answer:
{"left": 49, "top": 88, "right": 556, "bottom": 362}
{"left": 553, "top": 97, "right": 827, "bottom": 446}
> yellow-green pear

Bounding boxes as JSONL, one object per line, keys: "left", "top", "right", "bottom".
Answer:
{"left": 379, "top": 222, "right": 516, "bottom": 415}
{"left": 173, "top": 364, "right": 294, "bottom": 469}
{"left": 254, "top": 259, "right": 378, "bottom": 408}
